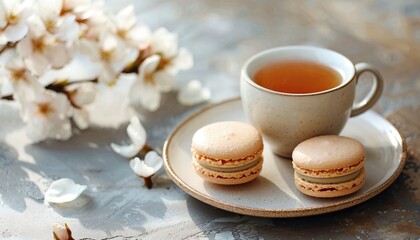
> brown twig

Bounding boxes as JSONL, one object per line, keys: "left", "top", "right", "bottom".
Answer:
{"left": 1, "top": 78, "right": 98, "bottom": 101}
{"left": 0, "top": 42, "right": 17, "bottom": 55}
{"left": 143, "top": 176, "right": 153, "bottom": 189}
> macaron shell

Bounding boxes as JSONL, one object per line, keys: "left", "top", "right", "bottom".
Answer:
{"left": 294, "top": 168, "right": 365, "bottom": 198}
{"left": 192, "top": 157, "right": 263, "bottom": 185}
{"left": 292, "top": 135, "right": 365, "bottom": 170}
{"left": 192, "top": 148, "right": 263, "bottom": 168}
{"left": 192, "top": 121, "right": 263, "bottom": 160}
{"left": 292, "top": 157, "right": 365, "bottom": 178}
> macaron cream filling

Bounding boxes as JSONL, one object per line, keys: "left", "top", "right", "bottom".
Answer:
{"left": 296, "top": 168, "right": 363, "bottom": 184}
{"left": 197, "top": 157, "right": 262, "bottom": 173}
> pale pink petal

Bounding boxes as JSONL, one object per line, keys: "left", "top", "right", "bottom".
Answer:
{"left": 25, "top": 90, "right": 73, "bottom": 142}
{"left": 45, "top": 178, "right": 86, "bottom": 203}
{"left": 153, "top": 70, "right": 175, "bottom": 92}
{"left": 37, "top": 0, "right": 62, "bottom": 19}
{"left": 72, "top": 108, "right": 89, "bottom": 130}
{"left": 16, "top": 35, "right": 33, "bottom": 58}
{"left": 111, "top": 45, "right": 138, "bottom": 73}
{"left": 130, "top": 79, "right": 161, "bottom": 111}
{"left": 98, "top": 63, "right": 117, "bottom": 84}
{"left": 0, "top": 3, "right": 6, "bottom": 28}
{"left": 66, "top": 82, "right": 96, "bottom": 107}
{"left": 4, "top": 22, "right": 28, "bottom": 42}
{"left": 26, "top": 116, "right": 50, "bottom": 142}
{"left": 0, "top": 34, "right": 7, "bottom": 45}
{"left": 151, "top": 27, "right": 177, "bottom": 58}
{"left": 140, "top": 84, "right": 160, "bottom": 111}
{"left": 115, "top": 5, "right": 135, "bottom": 30}
{"left": 130, "top": 157, "right": 155, "bottom": 177}
{"left": 45, "top": 44, "right": 73, "bottom": 69}
{"left": 143, "top": 151, "right": 163, "bottom": 172}
{"left": 167, "top": 48, "right": 193, "bottom": 74}
{"left": 110, "top": 116, "right": 146, "bottom": 159}
{"left": 52, "top": 224, "right": 69, "bottom": 240}
{"left": 125, "top": 24, "right": 151, "bottom": 49}
{"left": 101, "top": 34, "right": 118, "bottom": 53}
{"left": 138, "top": 55, "right": 160, "bottom": 78}
{"left": 26, "top": 16, "right": 47, "bottom": 38}
{"left": 126, "top": 116, "right": 146, "bottom": 146}
{"left": 54, "top": 15, "right": 79, "bottom": 44}
{"left": 111, "top": 143, "right": 142, "bottom": 159}
{"left": 77, "top": 39, "right": 101, "bottom": 61}
{"left": 28, "top": 53, "right": 49, "bottom": 75}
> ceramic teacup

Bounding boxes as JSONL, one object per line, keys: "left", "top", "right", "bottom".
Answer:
{"left": 240, "top": 46, "right": 383, "bottom": 157}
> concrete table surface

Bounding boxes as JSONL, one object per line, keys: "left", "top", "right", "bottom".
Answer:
{"left": 1, "top": 0, "right": 419, "bottom": 239}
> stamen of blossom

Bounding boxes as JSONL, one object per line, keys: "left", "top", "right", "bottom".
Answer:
{"left": 0, "top": 0, "right": 32, "bottom": 44}
{"left": 78, "top": 33, "right": 137, "bottom": 84}
{"left": 24, "top": 89, "right": 72, "bottom": 142}
{"left": 111, "top": 5, "right": 150, "bottom": 49}
{"left": 17, "top": 18, "right": 73, "bottom": 75}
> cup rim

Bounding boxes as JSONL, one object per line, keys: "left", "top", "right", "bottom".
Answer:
{"left": 241, "top": 45, "right": 356, "bottom": 97}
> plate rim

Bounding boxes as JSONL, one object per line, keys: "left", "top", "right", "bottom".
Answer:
{"left": 163, "top": 97, "right": 407, "bottom": 218}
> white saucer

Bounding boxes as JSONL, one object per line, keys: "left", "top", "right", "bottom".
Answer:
{"left": 163, "top": 98, "right": 406, "bottom": 217}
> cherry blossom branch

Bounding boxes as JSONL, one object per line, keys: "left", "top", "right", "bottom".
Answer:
{"left": 1, "top": 78, "right": 98, "bottom": 101}
{"left": 0, "top": 42, "right": 17, "bottom": 55}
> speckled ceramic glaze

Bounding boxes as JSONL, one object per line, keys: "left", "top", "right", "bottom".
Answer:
{"left": 240, "top": 46, "right": 384, "bottom": 157}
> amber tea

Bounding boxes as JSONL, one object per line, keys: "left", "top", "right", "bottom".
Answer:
{"left": 253, "top": 60, "right": 342, "bottom": 94}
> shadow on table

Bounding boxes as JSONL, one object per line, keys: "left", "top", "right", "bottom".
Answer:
{"left": 0, "top": 142, "right": 44, "bottom": 212}
{"left": 22, "top": 122, "right": 188, "bottom": 235}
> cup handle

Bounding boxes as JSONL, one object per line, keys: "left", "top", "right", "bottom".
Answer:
{"left": 350, "top": 63, "right": 384, "bottom": 117}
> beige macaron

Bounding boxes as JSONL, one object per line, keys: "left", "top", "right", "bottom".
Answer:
{"left": 192, "top": 121, "right": 264, "bottom": 185}
{"left": 292, "top": 135, "right": 365, "bottom": 198}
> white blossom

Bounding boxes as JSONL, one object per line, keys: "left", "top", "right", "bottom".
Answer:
{"left": 35, "top": 0, "right": 79, "bottom": 45}
{"left": 0, "top": 0, "right": 32, "bottom": 44}
{"left": 65, "top": 82, "right": 96, "bottom": 107}
{"left": 74, "top": 1, "right": 107, "bottom": 41}
{"left": 62, "top": 0, "right": 92, "bottom": 18}
{"left": 112, "top": 5, "right": 150, "bottom": 49}
{"left": 65, "top": 82, "right": 95, "bottom": 130}
{"left": 24, "top": 89, "right": 72, "bottom": 142}
{"left": 72, "top": 108, "right": 89, "bottom": 130}
{"left": 149, "top": 28, "right": 193, "bottom": 74}
{"left": 79, "top": 33, "right": 137, "bottom": 84}
{"left": 17, "top": 19, "right": 73, "bottom": 75}
{"left": 2, "top": 55, "right": 39, "bottom": 91}
{"left": 129, "top": 28, "right": 193, "bottom": 111}
{"left": 45, "top": 178, "right": 87, "bottom": 203}
{"left": 1, "top": 55, "right": 43, "bottom": 113}
{"left": 177, "top": 80, "right": 211, "bottom": 106}
{"left": 129, "top": 55, "right": 172, "bottom": 111}
{"left": 111, "top": 116, "right": 146, "bottom": 158}
{"left": 129, "top": 151, "right": 163, "bottom": 178}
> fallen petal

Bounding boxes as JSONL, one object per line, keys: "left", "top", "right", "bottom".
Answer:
{"left": 144, "top": 151, "right": 163, "bottom": 172}
{"left": 45, "top": 178, "right": 87, "bottom": 203}
{"left": 177, "top": 80, "right": 211, "bottom": 106}
{"left": 110, "top": 142, "right": 142, "bottom": 158}
{"left": 126, "top": 116, "right": 146, "bottom": 146}
{"left": 111, "top": 116, "right": 146, "bottom": 158}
